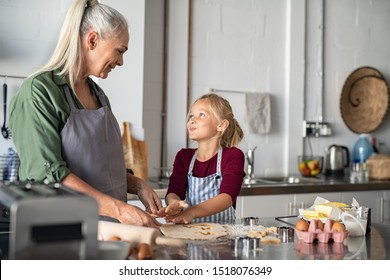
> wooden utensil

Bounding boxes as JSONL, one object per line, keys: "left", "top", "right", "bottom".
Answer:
{"left": 122, "top": 122, "right": 148, "bottom": 180}
{"left": 98, "top": 221, "right": 185, "bottom": 248}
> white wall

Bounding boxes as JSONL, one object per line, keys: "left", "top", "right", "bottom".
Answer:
{"left": 306, "top": 0, "right": 390, "bottom": 170}
{"left": 1, "top": 0, "right": 390, "bottom": 179}
{"left": 0, "top": 0, "right": 165, "bottom": 178}
{"left": 165, "top": 0, "right": 390, "bottom": 176}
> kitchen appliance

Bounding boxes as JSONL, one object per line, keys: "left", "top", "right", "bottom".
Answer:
{"left": 325, "top": 145, "right": 350, "bottom": 177}
{"left": 0, "top": 181, "right": 99, "bottom": 259}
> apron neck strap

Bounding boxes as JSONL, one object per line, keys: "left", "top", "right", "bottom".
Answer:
{"left": 62, "top": 81, "right": 107, "bottom": 110}
{"left": 63, "top": 85, "right": 77, "bottom": 110}
{"left": 188, "top": 147, "right": 223, "bottom": 175}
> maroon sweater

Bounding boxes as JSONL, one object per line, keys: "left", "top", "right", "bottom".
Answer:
{"left": 166, "top": 147, "right": 246, "bottom": 208}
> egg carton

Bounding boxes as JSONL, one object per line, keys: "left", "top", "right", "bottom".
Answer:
{"left": 295, "top": 240, "right": 347, "bottom": 260}
{"left": 295, "top": 219, "right": 349, "bottom": 243}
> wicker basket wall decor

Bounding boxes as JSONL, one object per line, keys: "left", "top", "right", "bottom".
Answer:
{"left": 340, "top": 66, "right": 389, "bottom": 133}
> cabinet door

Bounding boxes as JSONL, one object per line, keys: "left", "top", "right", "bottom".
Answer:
{"left": 239, "top": 194, "right": 295, "bottom": 218}
{"left": 294, "top": 192, "right": 342, "bottom": 215}
{"left": 341, "top": 191, "right": 384, "bottom": 223}
{"left": 382, "top": 190, "right": 390, "bottom": 224}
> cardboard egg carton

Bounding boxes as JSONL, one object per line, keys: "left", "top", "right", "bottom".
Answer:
{"left": 295, "top": 219, "right": 349, "bottom": 243}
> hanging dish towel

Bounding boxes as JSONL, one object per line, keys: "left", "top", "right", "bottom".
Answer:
{"left": 245, "top": 93, "right": 271, "bottom": 134}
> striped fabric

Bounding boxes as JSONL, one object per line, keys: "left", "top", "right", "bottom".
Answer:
{"left": 187, "top": 147, "right": 235, "bottom": 223}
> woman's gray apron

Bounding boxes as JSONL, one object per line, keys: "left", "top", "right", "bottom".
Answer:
{"left": 61, "top": 84, "right": 127, "bottom": 220}
{"left": 187, "top": 147, "right": 235, "bottom": 223}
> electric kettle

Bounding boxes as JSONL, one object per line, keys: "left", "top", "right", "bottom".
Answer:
{"left": 324, "top": 145, "right": 350, "bottom": 176}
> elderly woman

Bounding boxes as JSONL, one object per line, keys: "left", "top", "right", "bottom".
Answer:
{"left": 9, "top": 0, "right": 162, "bottom": 227}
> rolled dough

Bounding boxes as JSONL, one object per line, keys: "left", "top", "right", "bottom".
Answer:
{"left": 159, "top": 223, "right": 228, "bottom": 240}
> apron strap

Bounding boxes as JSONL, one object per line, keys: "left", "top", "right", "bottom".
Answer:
{"left": 188, "top": 150, "right": 198, "bottom": 176}
{"left": 216, "top": 147, "right": 222, "bottom": 176}
{"left": 88, "top": 80, "right": 107, "bottom": 107}
{"left": 63, "top": 80, "right": 107, "bottom": 110}
{"left": 63, "top": 85, "right": 77, "bottom": 111}
{"left": 188, "top": 147, "right": 223, "bottom": 177}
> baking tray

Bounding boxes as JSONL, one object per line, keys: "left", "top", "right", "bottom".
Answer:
{"left": 275, "top": 215, "right": 300, "bottom": 227}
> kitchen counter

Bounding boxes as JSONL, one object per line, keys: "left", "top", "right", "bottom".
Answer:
{"left": 1, "top": 217, "right": 389, "bottom": 260}
{"left": 152, "top": 216, "right": 390, "bottom": 260}
{"left": 132, "top": 175, "right": 390, "bottom": 200}
{"left": 239, "top": 176, "right": 390, "bottom": 196}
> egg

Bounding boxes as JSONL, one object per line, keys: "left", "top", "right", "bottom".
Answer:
{"left": 332, "top": 222, "right": 346, "bottom": 232}
{"left": 295, "top": 219, "right": 309, "bottom": 231}
{"left": 136, "top": 243, "right": 153, "bottom": 260}
{"left": 109, "top": 236, "right": 122, "bottom": 241}
{"left": 314, "top": 219, "right": 324, "bottom": 231}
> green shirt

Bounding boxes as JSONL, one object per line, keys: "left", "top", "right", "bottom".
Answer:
{"left": 9, "top": 70, "right": 111, "bottom": 182}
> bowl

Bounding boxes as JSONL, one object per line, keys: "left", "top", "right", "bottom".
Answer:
{"left": 98, "top": 240, "right": 131, "bottom": 260}
{"left": 298, "top": 156, "right": 323, "bottom": 177}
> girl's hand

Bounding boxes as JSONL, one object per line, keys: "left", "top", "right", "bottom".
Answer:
{"left": 164, "top": 200, "right": 189, "bottom": 216}
{"left": 165, "top": 209, "right": 194, "bottom": 224}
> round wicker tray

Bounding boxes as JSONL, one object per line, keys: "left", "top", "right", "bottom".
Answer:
{"left": 340, "top": 66, "right": 389, "bottom": 133}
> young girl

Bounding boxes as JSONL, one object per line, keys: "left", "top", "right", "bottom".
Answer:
{"left": 160, "top": 93, "right": 245, "bottom": 224}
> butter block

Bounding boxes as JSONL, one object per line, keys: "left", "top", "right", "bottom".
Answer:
{"left": 314, "top": 202, "right": 347, "bottom": 219}
{"left": 321, "top": 202, "right": 348, "bottom": 208}
{"left": 314, "top": 205, "right": 333, "bottom": 217}
{"left": 303, "top": 209, "right": 327, "bottom": 219}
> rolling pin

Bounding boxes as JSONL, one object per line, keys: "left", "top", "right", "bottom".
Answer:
{"left": 98, "top": 221, "right": 185, "bottom": 247}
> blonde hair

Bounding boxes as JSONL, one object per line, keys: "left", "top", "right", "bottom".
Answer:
{"left": 38, "top": 0, "right": 128, "bottom": 89}
{"left": 193, "top": 93, "right": 244, "bottom": 147}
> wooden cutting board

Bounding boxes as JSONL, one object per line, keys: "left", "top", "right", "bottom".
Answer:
{"left": 160, "top": 223, "right": 228, "bottom": 240}
{"left": 122, "top": 122, "right": 148, "bottom": 180}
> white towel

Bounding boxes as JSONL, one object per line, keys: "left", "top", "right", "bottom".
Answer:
{"left": 245, "top": 93, "right": 271, "bottom": 134}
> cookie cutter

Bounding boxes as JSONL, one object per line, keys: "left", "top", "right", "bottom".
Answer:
{"left": 277, "top": 226, "right": 294, "bottom": 242}
{"left": 241, "top": 217, "right": 259, "bottom": 227}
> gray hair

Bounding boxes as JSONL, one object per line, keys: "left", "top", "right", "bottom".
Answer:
{"left": 39, "top": 0, "right": 128, "bottom": 88}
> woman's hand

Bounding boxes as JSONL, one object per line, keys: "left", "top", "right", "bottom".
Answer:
{"left": 118, "top": 203, "right": 161, "bottom": 228}
{"left": 62, "top": 173, "right": 161, "bottom": 227}
{"left": 137, "top": 182, "right": 164, "bottom": 215}
{"left": 127, "top": 173, "right": 164, "bottom": 216}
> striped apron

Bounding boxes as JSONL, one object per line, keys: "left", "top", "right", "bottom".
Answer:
{"left": 187, "top": 147, "right": 235, "bottom": 223}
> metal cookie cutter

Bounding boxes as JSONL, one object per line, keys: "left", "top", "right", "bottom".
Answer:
{"left": 234, "top": 236, "right": 261, "bottom": 258}
{"left": 277, "top": 226, "right": 294, "bottom": 243}
{"left": 242, "top": 217, "right": 259, "bottom": 227}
